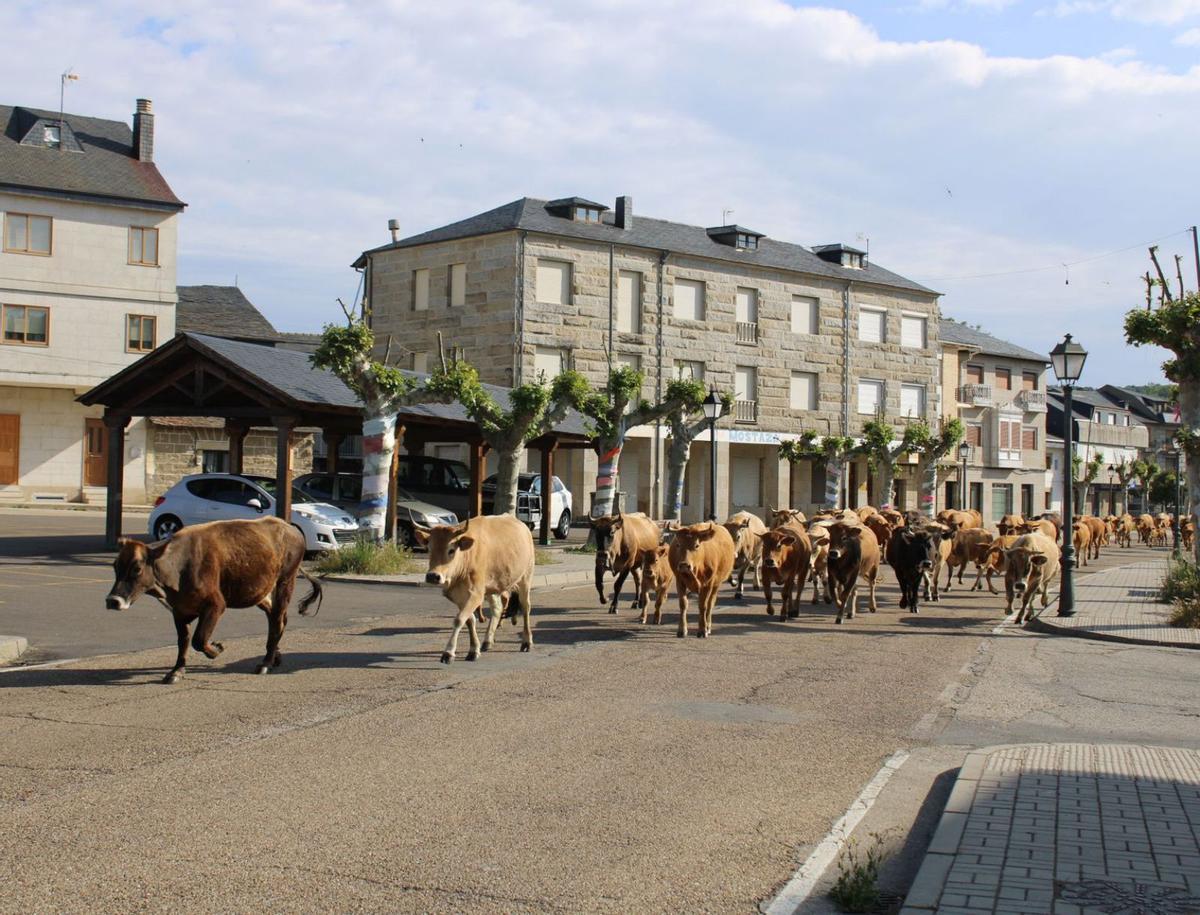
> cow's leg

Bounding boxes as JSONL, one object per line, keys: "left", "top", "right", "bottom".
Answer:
{"left": 1004, "top": 579, "right": 1015, "bottom": 615}
{"left": 441, "top": 591, "right": 483, "bottom": 663}
{"left": 752, "top": 561, "right": 761, "bottom": 591}
{"left": 164, "top": 613, "right": 190, "bottom": 684}
{"left": 733, "top": 563, "right": 747, "bottom": 600}
{"left": 258, "top": 607, "right": 288, "bottom": 674}
{"left": 191, "top": 598, "right": 227, "bottom": 660}
{"left": 516, "top": 575, "right": 534, "bottom": 653}
{"left": 943, "top": 560, "right": 954, "bottom": 592}
{"left": 653, "top": 579, "right": 667, "bottom": 625}
{"left": 788, "top": 566, "right": 808, "bottom": 619}
{"left": 630, "top": 566, "right": 642, "bottom": 609}
{"left": 867, "top": 572, "right": 878, "bottom": 613}
{"left": 930, "top": 564, "right": 941, "bottom": 602}
{"left": 676, "top": 588, "right": 690, "bottom": 638}
{"left": 763, "top": 573, "right": 776, "bottom": 616}
{"left": 698, "top": 582, "right": 718, "bottom": 637}
{"left": 464, "top": 609, "right": 483, "bottom": 662}
{"left": 608, "top": 567, "right": 630, "bottom": 614}
{"left": 956, "top": 562, "right": 967, "bottom": 585}
{"left": 482, "top": 595, "right": 503, "bottom": 651}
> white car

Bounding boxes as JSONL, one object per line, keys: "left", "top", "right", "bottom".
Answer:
{"left": 148, "top": 474, "right": 360, "bottom": 553}
{"left": 482, "top": 472, "right": 574, "bottom": 539}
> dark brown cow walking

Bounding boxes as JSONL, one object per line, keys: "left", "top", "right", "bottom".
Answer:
{"left": 106, "top": 517, "right": 322, "bottom": 683}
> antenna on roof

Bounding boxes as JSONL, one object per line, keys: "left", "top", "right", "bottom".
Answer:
{"left": 722, "top": 207, "right": 734, "bottom": 225}
{"left": 59, "top": 69, "right": 78, "bottom": 151}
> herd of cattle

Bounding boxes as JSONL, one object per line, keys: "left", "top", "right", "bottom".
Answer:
{"left": 105, "top": 505, "right": 1189, "bottom": 682}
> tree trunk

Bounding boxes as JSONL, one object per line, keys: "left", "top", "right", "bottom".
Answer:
{"left": 592, "top": 437, "right": 623, "bottom": 518}
{"left": 360, "top": 409, "right": 398, "bottom": 542}
{"left": 916, "top": 456, "right": 937, "bottom": 518}
{"left": 1180, "top": 382, "right": 1200, "bottom": 562}
{"left": 492, "top": 442, "right": 524, "bottom": 516}
{"left": 665, "top": 434, "right": 692, "bottom": 520}
{"left": 824, "top": 456, "right": 846, "bottom": 509}
{"left": 874, "top": 459, "right": 896, "bottom": 510}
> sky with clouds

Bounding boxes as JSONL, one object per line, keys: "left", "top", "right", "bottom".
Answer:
{"left": 3, "top": 0, "right": 1198, "bottom": 385}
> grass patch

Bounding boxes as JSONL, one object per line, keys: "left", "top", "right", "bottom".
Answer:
{"left": 564, "top": 544, "right": 596, "bottom": 554}
{"left": 314, "top": 540, "right": 419, "bottom": 576}
{"left": 534, "top": 549, "right": 560, "bottom": 566}
{"left": 1169, "top": 599, "right": 1200, "bottom": 628}
{"left": 829, "top": 834, "right": 886, "bottom": 913}
{"left": 1160, "top": 556, "right": 1200, "bottom": 603}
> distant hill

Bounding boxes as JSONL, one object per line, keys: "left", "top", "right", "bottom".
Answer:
{"left": 1126, "top": 383, "right": 1177, "bottom": 400}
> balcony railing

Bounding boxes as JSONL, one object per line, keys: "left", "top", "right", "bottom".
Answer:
{"left": 734, "top": 399, "right": 757, "bottom": 424}
{"left": 736, "top": 321, "right": 758, "bottom": 344}
{"left": 957, "top": 383, "right": 993, "bottom": 407}
{"left": 1015, "top": 389, "right": 1047, "bottom": 412}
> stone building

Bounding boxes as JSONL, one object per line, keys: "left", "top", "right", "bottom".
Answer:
{"left": 357, "top": 195, "right": 942, "bottom": 521}
{"left": 938, "top": 320, "right": 1050, "bottom": 522}
{"left": 0, "top": 99, "right": 183, "bottom": 504}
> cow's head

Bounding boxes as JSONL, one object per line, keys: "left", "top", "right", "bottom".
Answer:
{"left": 767, "top": 507, "right": 806, "bottom": 528}
{"left": 590, "top": 514, "right": 642, "bottom": 574}
{"left": 671, "top": 522, "right": 722, "bottom": 580}
{"left": 826, "top": 522, "right": 865, "bottom": 564}
{"left": 106, "top": 538, "right": 168, "bottom": 610}
{"left": 896, "top": 526, "right": 942, "bottom": 573}
{"left": 1004, "top": 547, "right": 1048, "bottom": 594}
{"left": 414, "top": 523, "right": 475, "bottom": 587}
{"left": 758, "top": 529, "right": 799, "bottom": 572}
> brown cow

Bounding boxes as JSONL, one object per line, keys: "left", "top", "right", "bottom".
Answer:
{"left": 1115, "top": 514, "right": 1136, "bottom": 548}
{"left": 1038, "top": 512, "right": 1063, "bottom": 544}
{"left": 1183, "top": 517, "right": 1196, "bottom": 551}
{"left": 1137, "top": 513, "right": 1155, "bottom": 544}
{"left": 864, "top": 513, "right": 895, "bottom": 564}
{"left": 1081, "top": 515, "right": 1105, "bottom": 560}
{"left": 936, "top": 509, "right": 980, "bottom": 532}
{"left": 1020, "top": 518, "right": 1058, "bottom": 540}
{"left": 973, "top": 534, "right": 1022, "bottom": 594}
{"left": 1072, "top": 521, "right": 1091, "bottom": 567}
{"left": 945, "top": 528, "right": 994, "bottom": 590}
{"left": 105, "top": 517, "right": 322, "bottom": 684}
{"left": 923, "top": 524, "right": 954, "bottom": 602}
{"left": 880, "top": 509, "right": 905, "bottom": 529}
{"left": 806, "top": 520, "right": 834, "bottom": 604}
{"left": 757, "top": 523, "right": 812, "bottom": 619}
{"left": 416, "top": 514, "right": 535, "bottom": 664}
{"left": 1005, "top": 532, "right": 1061, "bottom": 623}
{"left": 638, "top": 544, "right": 675, "bottom": 625}
{"left": 997, "top": 514, "right": 1025, "bottom": 536}
{"left": 826, "top": 521, "right": 880, "bottom": 624}
{"left": 767, "top": 506, "right": 807, "bottom": 528}
{"left": 856, "top": 505, "right": 880, "bottom": 522}
{"left": 591, "top": 513, "right": 657, "bottom": 613}
{"left": 668, "top": 521, "right": 736, "bottom": 638}
{"left": 723, "top": 511, "right": 768, "bottom": 599}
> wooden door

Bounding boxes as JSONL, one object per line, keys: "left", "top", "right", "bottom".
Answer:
{"left": 0, "top": 414, "right": 18, "bottom": 485}
{"left": 84, "top": 419, "right": 108, "bottom": 487}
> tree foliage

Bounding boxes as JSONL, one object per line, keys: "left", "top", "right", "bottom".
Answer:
{"left": 311, "top": 322, "right": 416, "bottom": 403}
{"left": 1125, "top": 293, "right": 1200, "bottom": 383}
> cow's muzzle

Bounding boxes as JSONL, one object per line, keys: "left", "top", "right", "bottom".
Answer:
{"left": 106, "top": 595, "right": 129, "bottom": 611}
{"left": 425, "top": 572, "right": 444, "bottom": 585}
{"left": 918, "top": 560, "right": 932, "bottom": 571}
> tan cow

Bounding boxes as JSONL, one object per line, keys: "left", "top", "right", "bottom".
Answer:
{"left": 806, "top": 519, "right": 834, "bottom": 604}
{"left": 923, "top": 523, "right": 954, "bottom": 602}
{"left": 591, "top": 513, "right": 659, "bottom": 614}
{"left": 1020, "top": 518, "right": 1058, "bottom": 540}
{"left": 638, "top": 544, "right": 675, "bottom": 625}
{"left": 722, "top": 511, "right": 768, "bottom": 599}
{"left": 767, "top": 506, "right": 807, "bottom": 528}
{"left": 1071, "top": 521, "right": 1091, "bottom": 567}
{"left": 864, "top": 513, "right": 895, "bottom": 564}
{"left": 1004, "top": 532, "right": 1061, "bottom": 623}
{"left": 1082, "top": 515, "right": 1105, "bottom": 560}
{"left": 757, "top": 522, "right": 812, "bottom": 619}
{"left": 1183, "top": 517, "right": 1196, "bottom": 552}
{"left": 856, "top": 505, "right": 880, "bottom": 522}
{"left": 1137, "top": 513, "right": 1155, "bottom": 544}
{"left": 997, "top": 514, "right": 1025, "bottom": 536}
{"left": 826, "top": 521, "right": 880, "bottom": 624}
{"left": 1116, "top": 514, "right": 1136, "bottom": 548}
{"left": 879, "top": 509, "right": 905, "bottom": 529}
{"left": 973, "top": 534, "right": 1022, "bottom": 594}
{"left": 668, "top": 521, "right": 736, "bottom": 638}
{"left": 936, "top": 509, "right": 981, "bottom": 532}
{"left": 416, "top": 515, "right": 535, "bottom": 664}
{"left": 944, "top": 528, "right": 994, "bottom": 591}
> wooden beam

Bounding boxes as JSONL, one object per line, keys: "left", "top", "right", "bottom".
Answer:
{"left": 226, "top": 421, "right": 249, "bottom": 475}
{"left": 539, "top": 437, "right": 559, "bottom": 546}
{"left": 324, "top": 431, "right": 345, "bottom": 476}
{"left": 273, "top": 417, "right": 296, "bottom": 520}
{"left": 103, "top": 413, "right": 130, "bottom": 548}
{"left": 469, "top": 440, "right": 489, "bottom": 519}
{"left": 386, "top": 422, "right": 405, "bottom": 540}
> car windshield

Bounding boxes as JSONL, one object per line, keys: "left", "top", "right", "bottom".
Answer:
{"left": 483, "top": 474, "right": 539, "bottom": 493}
{"left": 246, "top": 476, "right": 315, "bottom": 504}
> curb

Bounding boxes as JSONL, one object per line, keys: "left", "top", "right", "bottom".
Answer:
{"left": 0, "top": 502, "right": 154, "bottom": 513}
{"left": 0, "top": 634, "right": 29, "bottom": 664}
{"left": 1025, "top": 613, "right": 1200, "bottom": 650}
{"left": 324, "top": 569, "right": 594, "bottom": 589}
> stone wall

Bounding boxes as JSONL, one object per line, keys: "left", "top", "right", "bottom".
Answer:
{"left": 146, "top": 420, "right": 313, "bottom": 499}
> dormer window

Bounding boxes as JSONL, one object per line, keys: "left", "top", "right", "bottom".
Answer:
{"left": 544, "top": 197, "right": 609, "bottom": 222}
{"left": 706, "top": 224, "right": 765, "bottom": 250}
{"left": 736, "top": 233, "right": 758, "bottom": 250}
{"left": 813, "top": 243, "right": 868, "bottom": 270}
{"left": 842, "top": 251, "right": 863, "bottom": 269}
{"left": 43, "top": 125, "right": 60, "bottom": 148}
{"left": 574, "top": 206, "right": 603, "bottom": 223}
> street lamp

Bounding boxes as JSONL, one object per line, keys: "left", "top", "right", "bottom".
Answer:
{"left": 1050, "top": 333, "right": 1088, "bottom": 617}
{"left": 1107, "top": 464, "right": 1116, "bottom": 517}
{"left": 702, "top": 389, "right": 722, "bottom": 522}
{"left": 958, "top": 440, "right": 971, "bottom": 512}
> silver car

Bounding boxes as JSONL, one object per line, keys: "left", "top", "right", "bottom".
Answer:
{"left": 148, "top": 474, "right": 360, "bottom": 553}
{"left": 292, "top": 472, "right": 458, "bottom": 547}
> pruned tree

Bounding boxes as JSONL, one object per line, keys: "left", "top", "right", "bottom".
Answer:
{"left": 1126, "top": 292, "right": 1200, "bottom": 558}
{"left": 576, "top": 366, "right": 702, "bottom": 518}
{"left": 661, "top": 380, "right": 732, "bottom": 520}
{"left": 779, "top": 432, "right": 857, "bottom": 509}
{"left": 1074, "top": 453, "right": 1104, "bottom": 514}
{"left": 1111, "top": 459, "right": 1135, "bottom": 514}
{"left": 311, "top": 310, "right": 453, "bottom": 542}
{"left": 902, "top": 418, "right": 964, "bottom": 516}
{"left": 1130, "top": 458, "right": 1161, "bottom": 511}
{"left": 1149, "top": 469, "right": 1179, "bottom": 511}
{"left": 424, "top": 352, "right": 589, "bottom": 516}
{"left": 857, "top": 419, "right": 921, "bottom": 510}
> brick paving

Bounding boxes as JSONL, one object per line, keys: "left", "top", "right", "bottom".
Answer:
{"left": 1029, "top": 558, "right": 1200, "bottom": 650}
{"left": 902, "top": 744, "right": 1200, "bottom": 914}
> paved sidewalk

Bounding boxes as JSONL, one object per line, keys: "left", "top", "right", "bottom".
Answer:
{"left": 902, "top": 743, "right": 1200, "bottom": 914}
{"left": 1028, "top": 559, "right": 1199, "bottom": 650}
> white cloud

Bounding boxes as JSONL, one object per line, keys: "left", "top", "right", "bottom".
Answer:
{"left": 1175, "top": 26, "right": 1200, "bottom": 42}
{"left": 1052, "top": 0, "right": 1200, "bottom": 24}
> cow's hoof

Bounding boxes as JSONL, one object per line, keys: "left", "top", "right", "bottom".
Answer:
{"left": 162, "top": 671, "right": 182, "bottom": 684}
{"left": 734, "top": 593, "right": 744, "bottom": 601}
{"left": 835, "top": 617, "right": 843, "bottom": 625}
{"left": 696, "top": 631, "right": 707, "bottom": 639}
{"left": 480, "top": 642, "right": 491, "bottom": 652}
{"left": 255, "top": 664, "right": 270, "bottom": 675}
{"left": 608, "top": 607, "right": 617, "bottom": 615}
{"left": 787, "top": 612, "right": 799, "bottom": 620}
{"left": 676, "top": 630, "right": 686, "bottom": 638}
{"left": 440, "top": 652, "right": 453, "bottom": 664}
{"left": 766, "top": 607, "right": 775, "bottom": 616}
{"left": 520, "top": 642, "right": 531, "bottom": 653}
{"left": 466, "top": 651, "right": 478, "bottom": 662}
{"left": 272, "top": 653, "right": 283, "bottom": 667}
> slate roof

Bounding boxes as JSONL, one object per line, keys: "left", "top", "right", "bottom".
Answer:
{"left": 939, "top": 319, "right": 1049, "bottom": 364}
{"left": 355, "top": 197, "right": 936, "bottom": 295}
{"left": 0, "top": 104, "right": 183, "bottom": 209}
{"left": 175, "top": 286, "right": 280, "bottom": 342}
{"left": 1099, "top": 384, "right": 1178, "bottom": 424}
{"left": 1047, "top": 386, "right": 1134, "bottom": 417}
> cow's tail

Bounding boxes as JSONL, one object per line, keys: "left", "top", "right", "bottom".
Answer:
{"left": 297, "top": 567, "right": 323, "bottom": 616}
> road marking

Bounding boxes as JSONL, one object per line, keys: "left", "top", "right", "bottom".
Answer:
{"left": 763, "top": 748, "right": 910, "bottom": 915}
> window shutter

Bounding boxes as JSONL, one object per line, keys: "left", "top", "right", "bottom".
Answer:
{"left": 736, "top": 287, "right": 757, "bottom": 324}
{"left": 999, "top": 422, "right": 1010, "bottom": 449}
{"left": 1021, "top": 427, "right": 1036, "bottom": 450}
{"left": 901, "top": 315, "right": 926, "bottom": 349}
{"left": 966, "top": 364, "right": 983, "bottom": 385}
{"left": 674, "top": 279, "right": 704, "bottom": 321}
{"left": 966, "top": 424, "right": 982, "bottom": 446}
{"left": 413, "top": 268, "right": 430, "bottom": 311}
{"left": 536, "top": 260, "right": 570, "bottom": 306}
{"left": 617, "top": 271, "right": 640, "bottom": 332}
{"left": 859, "top": 309, "right": 884, "bottom": 343}
{"left": 792, "top": 296, "right": 818, "bottom": 334}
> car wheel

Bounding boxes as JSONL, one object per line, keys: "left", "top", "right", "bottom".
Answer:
{"left": 554, "top": 509, "right": 572, "bottom": 540}
{"left": 399, "top": 523, "right": 416, "bottom": 549}
{"left": 153, "top": 515, "right": 182, "bottom": 541}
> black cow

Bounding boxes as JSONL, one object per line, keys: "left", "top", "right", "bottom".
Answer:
{"left": 886, "top": 525, "right": 945, "bottom": 614}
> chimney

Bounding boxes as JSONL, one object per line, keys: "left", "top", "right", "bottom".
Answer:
{"left": 615, "top": 195, "right": 633, "bottom": 230}
{"left": 132, "top": 99, "right": 154, "bottom": 162}
{"left": 388, "top": 218, "right": 400, "bottom": 243}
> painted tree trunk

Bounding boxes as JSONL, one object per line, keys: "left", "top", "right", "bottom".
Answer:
{"left": 824, "top": 458, "right": 844, "bottom": 509}
{"left": 492, "top": 443, "right": 524, "bottom": 516}
{"left": 1181, "top": 382, "right": 1200, "bottom": 562}
{"left": 917, "top": 457, "right": 937, "bottom": 518}
{"left": 360, "top": 410, "right": 398, "bottom": 542}
{"left": 665, "top": 435, "right": 692, "bottom": 520}
{"left": 873, "top": 460, "right": 896, "bottom": 510}
{"left": 591, "top": 438, "right": 623, "bottom": 518}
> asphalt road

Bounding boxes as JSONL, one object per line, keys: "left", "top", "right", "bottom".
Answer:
{"left": 1, "top": 509, "right": 1193, "bottom": 914}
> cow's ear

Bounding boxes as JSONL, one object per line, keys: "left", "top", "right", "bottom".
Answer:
{"left": 454, "top": 535, "right": 475, "bottom": 551}
{"left": 656, "top": 544, "right": 669, "bottom": 558}
{"left": 1030, "top": 554, "right": 1048, "bottom": 566}
{"left": 695, "top": 524, "right": 718, "bottom": 541}
{"left": 412, "top": 525, "right": 431, "bottom": 546}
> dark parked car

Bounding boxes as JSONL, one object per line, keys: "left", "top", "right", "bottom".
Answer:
{"left": 292, "top": 471, "right": 458, "bottom": 547}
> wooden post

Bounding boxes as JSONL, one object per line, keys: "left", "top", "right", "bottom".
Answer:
{"left": 226, "top": 421, "right": 249, "bottom": 475}
{"left": 469, "top": 440, "right": 488, "bottom": 518}
{"left": 324, "top": 430, "right": 345, "bottom": 476}
{"left": 273, "top": 417, "right": 295, "bottom": 519}
{"left": 539, "top": 437, "right": 559, "bottom": 546}
{"left": 104, "top": 413, "right": 129, "bottom": 548}
{"left": 386, "top": 422, "right": 404, "bottom": 540}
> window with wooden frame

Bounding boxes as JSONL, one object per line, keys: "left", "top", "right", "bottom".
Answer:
{"left": 128, "top": 226, "right": 159, "bottom": 266}
{"left": 1021, "top": 426, "right": 1038, "bottom": 450}
{"left": 1021, "top": 371, "right": 1039, "bottom": 391}
{"left": 4, "top": 213, "right": 52, "bottom": 255}
{"left": 2, "top": 304, "right": 49, "bottom": 345}
{"left": 126, "top": 314, "right": 156, "bottom": 353}
{"left": 995, "top": 367, "right": 1012, "bottom": 391}
{"left": 965, "top": 423, "right": 982, "bottom": 446}
{"left": 964, "top": 364, "right": 984, "bottom": 385}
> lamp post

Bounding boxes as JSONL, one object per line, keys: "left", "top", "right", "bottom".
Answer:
{"left": 1107, "top": 464, "right": 1116, "bottom": 517}
{"left": 1166, "top": 446, "right": 1182, "bottom": 558}
{"left": 1050, "top": 333, "right": 1088, "bottom": 616}
{"left": 958, "top": 440, "right": 971, "bottom": 512}
{"left": 702, "top": 389, "right": 722, "bottom": 522}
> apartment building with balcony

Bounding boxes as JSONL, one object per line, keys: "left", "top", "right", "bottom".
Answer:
{"left": 359, "top": 195, "right": 941, "bottom": 521}
{"left": 1047, "top": 387, "right": 1149, "bottom": 516}
{"left": 0, "top": 100, "right": 184, "bottom": 503}
{"left": 939, "top": 320, "right": 1049, "bottom": 522}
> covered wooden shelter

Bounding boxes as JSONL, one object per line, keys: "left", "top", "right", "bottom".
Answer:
{"left": 79, "top": 333, "right": 592, "bottom": 547}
